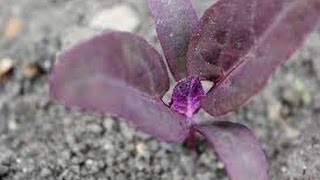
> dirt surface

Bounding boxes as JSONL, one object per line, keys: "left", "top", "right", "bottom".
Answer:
{"left": 1, "top": 0, "right": 320, "bottom": 180}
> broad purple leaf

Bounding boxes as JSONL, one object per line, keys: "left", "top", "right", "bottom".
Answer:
{"left": 169, "top": 76, "right": 205, "bottom": 117}
{"left": 50, "top": 31, "right": 189, "bottom": 143}
{"left": 196, "top": 121, "right": 268, "bottom": 180}
{"left": 201, "top": 0, "right": 320, "bottom": 116}
{"left": 146, "top": 0, "right": 198, "bottom": 81}
{"left": 187, "top": 0, "right": 282, "bottom": 80}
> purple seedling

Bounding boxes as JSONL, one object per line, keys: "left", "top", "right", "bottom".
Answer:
{"left": 49, "top": 0, "right": 320, "bottom": 179}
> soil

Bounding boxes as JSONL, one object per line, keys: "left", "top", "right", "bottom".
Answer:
{"left": 1, "top": 0, "right": 320, "bottom": 179}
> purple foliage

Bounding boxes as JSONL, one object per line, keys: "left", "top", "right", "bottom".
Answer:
{"left": 196, "top": 122, "right": 268, "bottom": 180}
{"left": 146, "top": 0, "right": 198, "bottom": 81}
{"left": 187, "top": 0, "right": 283, "bottom": 81}
{"left": 50, "top": 31, "right": 189, "bottom": 143}
{"left": 49, "top": 0, "right": 320, "bottom": 180}
{"left": 169, "top": 76, "right": 205, "bottom": 117}
{"left": 195, "top": 0, "right": 320, "bottom": 116}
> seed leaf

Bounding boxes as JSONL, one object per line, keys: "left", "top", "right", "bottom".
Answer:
{"left": 196, "top": 121, "right": 268, "bottom": 180}
{"left": 50, "top": 31, "right": 189, "bottom": 142}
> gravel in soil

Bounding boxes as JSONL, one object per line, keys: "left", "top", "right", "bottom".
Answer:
{"left": 1, "top": 0, "right": 320, "bottom": 179}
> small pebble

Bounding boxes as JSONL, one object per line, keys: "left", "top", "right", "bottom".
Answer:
{"left": 22, "top": 63, "right": 43, "bottom": 79}
{"left": 90, "top": 4, "right": 140, "bottom": 32}
{"left": 0, "top": 58, "right": 15, "bottom": 81}
{"left": 4, "top": 17, "right": 22, "bottom": 38}
{"left": 281, "top": 166, "right": 287, "bottom": 173}
{"left": 8, "top": 118, "right": 18, "bottom": 131}
{"left": 40, "top": 168, "right": 52, "bottom": 177}
{"left": 103, "top": 139, "right": 114, "bottom": 151}
{"left": 216, "top": 161, "right": 225, "bottom": 169}
{"left": 283, "top": 123, "right": 300, "bottom": 139}
{"left": 136, "top": 142, "right": 148, "bottom": 156}
{"left": 268, "top": 101, "right": 282, "bottom": 121}
{"left": 281, "top": 88, "right": 299, "bottom": 107}
{"left": 85, "top": 159, "right": 94, "bottom": 167}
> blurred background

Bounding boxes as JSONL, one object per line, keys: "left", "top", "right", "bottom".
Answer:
{"left": 0, "top": 0, "right": 320, "bottom": 179}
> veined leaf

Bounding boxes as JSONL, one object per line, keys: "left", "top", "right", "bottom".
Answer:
{"left": 146, "top": 0, "right": 198, "bottom": 81}
{"left": 187, "top": 0, "right": 282, "bottom": 81}
{"left": 192, "top": 0, "right": 320, "bottom": 115}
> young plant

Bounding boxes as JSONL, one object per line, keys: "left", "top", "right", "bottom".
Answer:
{"left": 49, "top": 0, "right": 320, "bottom": 179}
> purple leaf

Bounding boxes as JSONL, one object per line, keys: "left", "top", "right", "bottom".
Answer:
{"left": 169, "top": 76, "right": 205, "bottom": 117}
{"left": 198, "top": 0, "right": 320, "bottom": 116}
{"left": 146, "top": 0, "right": 198, "bottom": 81}
{"left": 195, "top": 121, "right": 268, "bottom": 180}
{"left": 49, "top": 31, "right": 189, "bottom": 143}
{"left": 187, "top": 0, "right": 283, "bottom": 81}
